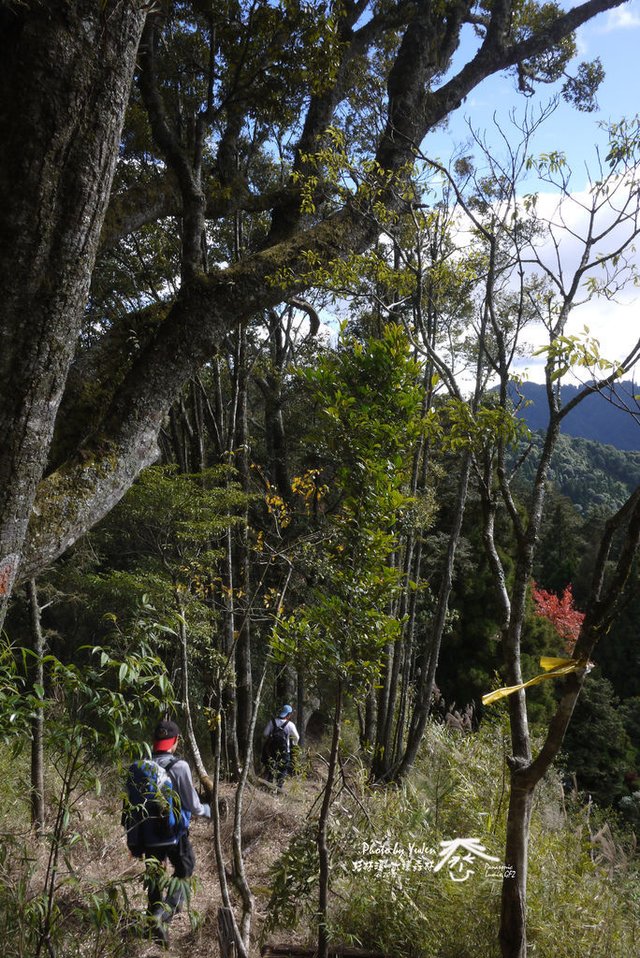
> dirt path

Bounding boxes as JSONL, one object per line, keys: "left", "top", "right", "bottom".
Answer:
{"left": 124, "top": 776, "right": 314, "bottom": 958}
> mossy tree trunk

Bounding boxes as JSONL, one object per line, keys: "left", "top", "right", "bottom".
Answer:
{"left": 4, "top": 0, "right": 627, "bottom": 618}
{"left": 0, "top": 0, "right": 147, "bottom": 629}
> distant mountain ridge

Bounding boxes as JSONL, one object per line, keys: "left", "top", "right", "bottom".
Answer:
{"left": 511, "top": 380, "right": 640, "bottom": 451}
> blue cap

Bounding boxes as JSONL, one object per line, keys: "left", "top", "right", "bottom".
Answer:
{"left": 278, "top": 704, "right": 293, "bottom": 718}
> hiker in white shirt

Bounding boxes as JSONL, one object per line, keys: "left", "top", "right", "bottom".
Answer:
{"left": 262, "top": 704, "right": 300, "bottom": 787}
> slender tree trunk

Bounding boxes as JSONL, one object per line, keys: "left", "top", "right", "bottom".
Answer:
{"left": 211, "top": 681, "right": 248, "bottom": 958}
{"left": 296, "top": 666, "right": 306, "bottom": 749}
{"left": 317, "top": 681, "right": 343, "bottom": 958}
{"left": 234, "top": 524, "right": 252, "bottom": 760}
{"left": 213, "top": 570, "right": 292, "bottom": 958}
{"left": 394, "top": 451, "right": 473, "bottom": 780}
{"left": 0, "top": 0, "right": 147, "bottom": 628}
{"left": 234, "top": 327, "right": 253, "bottom": 759}
{"left": 372, "top": 641, "right": 395, "bottom": 776}
{"left": 190, "top": 380, "right": 206, "bottom": 473}
{"left": 28, "top": 579, "right": 45, "bottom": 836}
{"left": 499, "top": 774, "right": 534, "bottom": 958}
{"left": 222, "top": 527, "right": 240, "bottom": 777}
{"left": 176, "top": 594, "right": 212, "bottom": 795}
{"left": 497, "top": 486, "right": 640, "bottom": 957}
{"left": 219, "top": 331, "right": 243, "bottom": 776}
{"left": 231, "top": 664, "right": 268, "bottom": 950}
{"left": 372, "top": 411, "right": 429, "bottom": 778}
{"left": 363, "top": 686, "right": 377, "bottom": 748}
{"left": 264, "top": 386, "right": 293, "bottom": 503}
{"left": 373, "top": 537, "right": 415, "bottom": 778}
{"left": 393, "top": 537, "right": 423, "bottom": 765}
{"left": 169, "top": 405, "right": 188, "bottom": 472}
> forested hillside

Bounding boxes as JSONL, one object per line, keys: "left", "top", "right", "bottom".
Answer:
{"left": 2, "top": 3, "right": 640, "bottom": 958}
{"left": 513, "top": 380, "right": 640, "bottom": 451}
{"left": 519, "top": 432, "right": 640, "bottom": 513}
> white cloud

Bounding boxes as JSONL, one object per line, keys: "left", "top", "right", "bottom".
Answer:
{"left": 575, "top": 32, "right": 590, "bottom": 57}
{"left": 513, "top": 296, "right": 640, "bottom": 384}
{"left": 447, "top": 173, "right": 640, "bottom": 386}
{"left": 514, "top": 181, "right": 640, "bottom": 382}
{"left": 600, "top": 4, "right": 640, "bottom": 32}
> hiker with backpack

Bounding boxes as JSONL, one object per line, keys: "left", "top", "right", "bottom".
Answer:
{"left": 261, "top": 704, "right": 300, "bottom": 789}
{"left": 122, "top": 718, "right": 211, "bottom": 946}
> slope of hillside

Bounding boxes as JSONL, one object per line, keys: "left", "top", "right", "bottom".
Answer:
{"left": 525, "top": 432, "right": 640, "bottom": 513}
{"left": 513, "top": 380, "right": 640, "bottom": 451}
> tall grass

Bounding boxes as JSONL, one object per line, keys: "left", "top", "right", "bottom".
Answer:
{"left": 0, "top": 751, "right": 143, "bottom": 958}
{"left": 324, "top": 720, "right": 640, "bottom": 957}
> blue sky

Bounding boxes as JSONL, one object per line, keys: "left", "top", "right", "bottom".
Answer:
{"left": 427, "top": 2, "right": 640, "bottom": 177}
{"left": 422, "top": 2, "right": 640, "bottom": 384}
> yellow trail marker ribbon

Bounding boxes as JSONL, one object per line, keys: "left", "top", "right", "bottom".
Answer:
{"left": 482, "top": 657, "right": 593, "bottom": 707}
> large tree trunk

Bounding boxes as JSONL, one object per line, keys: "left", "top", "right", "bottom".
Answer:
{"left": 5, "top": 0, "right": 627, "bottom": 598}
{"left": 0, "top": 0, "right": 147, "bottom": 626}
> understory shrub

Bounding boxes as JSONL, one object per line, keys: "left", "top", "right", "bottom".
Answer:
{"left": 270, "top": 719, "right": 640, "bottom": 958}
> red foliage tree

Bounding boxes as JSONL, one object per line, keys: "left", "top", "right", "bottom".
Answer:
{"left": 531, "top": 582, "right": 585, "bottom": 653}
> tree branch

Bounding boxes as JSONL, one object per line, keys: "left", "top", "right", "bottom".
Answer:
{"left": 527, "top": 485, "right": 640, "bottom": 785}
{"left": 21, "top": 0, "right": 631, "bottom": 579}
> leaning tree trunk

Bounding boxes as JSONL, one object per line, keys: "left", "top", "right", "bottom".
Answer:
{"left": 0, "top": 0, "right": 147, "bottom": 629}
{"left": 498, "top": 486, "right": 640, "bottom": 958}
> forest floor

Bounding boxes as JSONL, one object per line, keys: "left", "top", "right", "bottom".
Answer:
{"left": 107, "top": 769, "right": 322, "bottom": 958}
{"left": 6, "top": 725, "right": 640, "bottom": 958}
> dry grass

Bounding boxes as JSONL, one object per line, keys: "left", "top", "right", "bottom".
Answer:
{"left": 113, "top": 775, "right": 318, "bottom": 958}
{"left": 0, "top": 760, "right": 323, "bottom": 958}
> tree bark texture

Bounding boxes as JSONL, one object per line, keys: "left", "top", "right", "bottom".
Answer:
{"left": 318, "top": 682, "right": 343, "bottom": 958}
{"left": 4, "top": 0, "right": 629, "bottom": 595}
{"left": 499, "top": 778, "right": 534, "bottom": 958}
{"left": 0, "top": 0, "right": 147, "bottom": 624}
{"left": 217, "top": 907, "right": 238, "bottom": 958}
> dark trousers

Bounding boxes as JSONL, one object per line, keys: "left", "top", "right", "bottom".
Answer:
{"left": 144, "top": 832, "right": 195, "bottom": 918}
{"left": 264, "top": 752, "right": 291, "bottom": 787}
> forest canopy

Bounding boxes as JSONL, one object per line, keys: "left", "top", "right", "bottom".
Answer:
{"left": 1, "top": 3, "right": 640, "bottom": 958}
